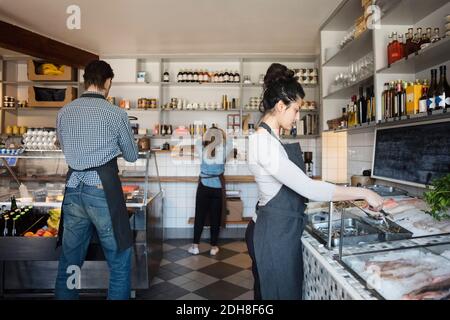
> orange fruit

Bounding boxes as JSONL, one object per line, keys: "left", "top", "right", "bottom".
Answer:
{"left": 43, "top": 231, "right": 54, "bottom": 237}
{"left": 24, "top": 232, "right": 34, "bottom": 237}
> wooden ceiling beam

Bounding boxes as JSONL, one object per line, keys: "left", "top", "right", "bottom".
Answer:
{"left": 0, "top": 20, "right": 98, "bottom": 68}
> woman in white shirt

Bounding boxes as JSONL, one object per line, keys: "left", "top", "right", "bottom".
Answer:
{"left": 245, "top": 64, "right": 383, "bottom": 300}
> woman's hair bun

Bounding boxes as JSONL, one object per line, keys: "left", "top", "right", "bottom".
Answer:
{"left": 263, "top": 63, "right": 296, "bottom": 89}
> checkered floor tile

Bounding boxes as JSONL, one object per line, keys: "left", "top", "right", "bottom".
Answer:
{"left": 136, "top": 239, "right": 256, "bottom": 300}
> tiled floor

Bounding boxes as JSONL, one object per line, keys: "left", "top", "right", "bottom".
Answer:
{"left": 136, "top": 239, "right": 255, "bottom": 300}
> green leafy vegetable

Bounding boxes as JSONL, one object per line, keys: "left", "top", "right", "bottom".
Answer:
{"left": 424, "top": 174, "right": 450, "bottom": 221}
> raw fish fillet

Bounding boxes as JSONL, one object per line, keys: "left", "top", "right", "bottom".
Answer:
{"left": 403, "top": 275, "right": 450, "bottom": 300}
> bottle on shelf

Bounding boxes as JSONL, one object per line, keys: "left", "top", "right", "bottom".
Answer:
{"left": 224, "top": 70, "right": 230, "bottom": 83}
{"left": 412, "top": 28, "right": 422, "bottom": 53}
{"left": 406, "top": 80, "right": 422, "bottom": 115}
{"left": 182, "top": 69, "right": 188, "bottom": 82}
{"left": 234, "top": 71, "right": 240, "bottom": 83}
{"left": 418, "top": 84, "right": 429, "bottom": 114}
{"left": 358, "top": 87, "right": 367, "bottom": 124}
{"left": 405, "top": 28, "right": 415, "bottom": 57}
{"left": 420, "top": 27, "right": 432, "bottom": 50}
{"left": 351, "top": 95, "right": 359, "bottom": 126}
{"left": 213, "top": 71, "right": 219, "bottom": 83}
{"left": 341, "top": 107, "right": 348, "bottom": 128}
{"left": 199, "top": 69, "right": 205, "bottom": 83}
{"left": 163, "top": 70, "right": 170, "bottom": 83}
{"left": 436, "top": 65, "right": 450, "bottom": 110}
{"left": 387, "top": 33, "right": 393, "bottom": 65}
{"left": 431, "top": 28, "right": 441, "bottom": 44}
{"left": 398, "top": 34, "right": 405, "bottom": 58}
{"left": 388, "top": 32, "right": 403, "bottom": 65}
{"left": 193, "top": 70, "right": 199, "bottom": 83}
{"left": 11, "top": 196, "right": 18, "bottom": 211}
{"left": 2, "top": 211, "right": 10, "bottom": 236}
{"left": 427, "top": 69, "right": 438, "bottom": 113}
{"left": 218, "top": 71, "right": 224, "bottom": 83}
{"left": 366, "top": 86, "right": 376, "bottom": 123}
{"left": 187, "top": 70, "right": 193, "bottom": 82}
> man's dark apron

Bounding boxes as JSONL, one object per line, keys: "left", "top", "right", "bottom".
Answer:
{"left": 253, "top": 122, "right": 308, "bottom": 300}
{"left": 56, "top": 92, "right": 133, "bottom": 253}
{"left": 198, "top": 173, "right": 226, "bottom": 228}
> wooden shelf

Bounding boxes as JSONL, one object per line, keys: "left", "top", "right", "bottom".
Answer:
{"left": 376, "top": 37, "right": 450, "bottom": 75}
{"left": 12, "top": 175, "right": 258, "bottom": 184}
{"left": 323, "top": 30, "right": 372, "bottom": 67}
{"left": 161, "top": 109, "right": 240, "bottom": 112}
{"left": 323, "top": 75, "right": 374, "bottom": 100}
{"left": 188, "top": 217, "right": 252, "bottom": 225}
{"left": 112, "top": 82, "right": 161, "bottom": 86}
{"left": 162, "top": 82, "right": 241, "bottom": 88}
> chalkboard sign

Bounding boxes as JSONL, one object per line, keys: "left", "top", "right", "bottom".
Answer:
{"left": 372, "top": 120, "right": 450, "bottom": 187}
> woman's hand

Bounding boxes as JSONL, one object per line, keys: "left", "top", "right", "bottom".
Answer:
{"left": 364, "top": 189, "right": 384, "bottom": 211}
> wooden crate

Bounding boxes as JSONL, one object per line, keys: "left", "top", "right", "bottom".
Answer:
{"left": 28, "top": 86, "right": 77, "bottom": 108}
{"left": 27, "top": 60, "right": 76, "bottom": 81}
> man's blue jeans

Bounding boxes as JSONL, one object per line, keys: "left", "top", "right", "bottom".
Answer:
{"left": 55, "top": 183, "right": 132, "bottom": 300}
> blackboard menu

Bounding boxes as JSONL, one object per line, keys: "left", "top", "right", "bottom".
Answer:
{"left": 373, "top": 120, "right": 450, "bottom": 186}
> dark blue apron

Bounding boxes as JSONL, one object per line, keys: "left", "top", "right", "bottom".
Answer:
{"left": 254, "top": 122, "right": 307, "bottom": 300}
{"left": 56, "top": 92, "right": 133, "bottom": 252}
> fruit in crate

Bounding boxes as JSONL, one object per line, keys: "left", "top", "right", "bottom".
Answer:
{"left": 37, "top": 63, "right": 64, "bottom": 76}
{"left": 47, "top": 208, "right": 61, "bottom": 231}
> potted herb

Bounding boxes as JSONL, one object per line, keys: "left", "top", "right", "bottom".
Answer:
{"left": 424, "top": 174, "right": 450, "bottom": 221}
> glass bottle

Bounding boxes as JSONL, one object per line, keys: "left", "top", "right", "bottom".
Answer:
{"left": 405, "top": 28, "right": 414, "bottom": 57}
{"left": 420, "top": 27, "right": 432, "bottom": 50}
{"left": 427, "top": 69, "right": 438, "bottom": 112}
{"left": 435, "top": 65, "right": 450, "bottom": 110}
{"left": 431, "top": 28, "right": 441, "bottom": 44}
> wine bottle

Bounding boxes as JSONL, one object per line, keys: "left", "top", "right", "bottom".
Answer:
{"left": 435, "top": 65, "right": 450, "bottom": 110}
{"left": 427, "top": 69, "right": 437, "bottom": 112}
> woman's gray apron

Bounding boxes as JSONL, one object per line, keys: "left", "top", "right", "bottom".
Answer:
{"left": 254, "top": 122, "right": 308, "bottom": 300}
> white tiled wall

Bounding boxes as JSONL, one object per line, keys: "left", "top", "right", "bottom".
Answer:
{"left": 347, "top": 130, "right": 375, "bottom": 182}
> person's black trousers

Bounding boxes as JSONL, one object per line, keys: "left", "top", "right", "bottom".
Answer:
{"left": 194, "top": 182, "right": 222, "bottom": 246}
{"left": 245, "top": 220, "right": 262, "bottom": 300}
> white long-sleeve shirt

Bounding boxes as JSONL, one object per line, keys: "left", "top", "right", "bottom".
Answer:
{"left": 248, "top": 129, "right": 336, "bottom": 220}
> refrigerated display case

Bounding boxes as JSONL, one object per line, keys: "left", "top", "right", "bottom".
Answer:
{"left": 339, "top": 234, "right": 450, "bottom": 300}
{"left": 0, "top": 150, "right": 163, "bottom": 297}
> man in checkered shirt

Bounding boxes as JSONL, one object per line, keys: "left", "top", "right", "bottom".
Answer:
{"left": 55, "top": 60, "right": 138, "bottom": 300}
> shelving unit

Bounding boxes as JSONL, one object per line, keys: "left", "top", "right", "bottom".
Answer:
{"left": 319, "top": 0, "right": 449, "bottom": 185}
{"left": 320, "top": 0, "right": 449, "bottom": 129}
{"left": 376, "top": 37, "right": 450, "bottom": 75}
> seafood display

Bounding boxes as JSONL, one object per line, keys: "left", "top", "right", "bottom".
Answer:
{"left": 342, "top": 248, "right": 450, "bottom": 300}
{"left": 403, "top": 276, "right": 450, "bottom": 300}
